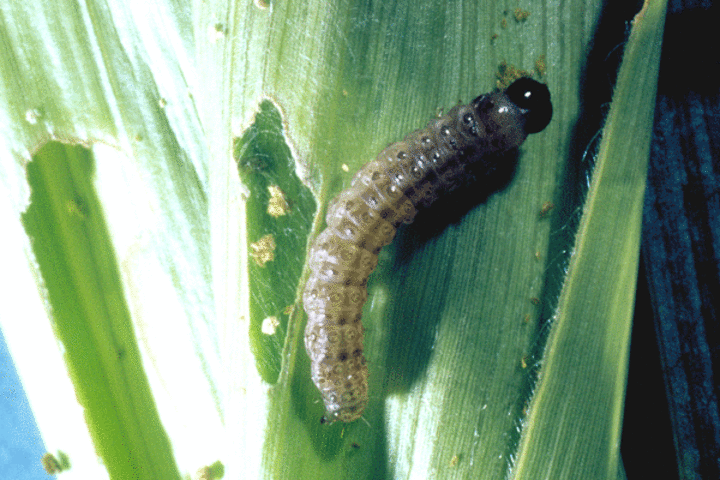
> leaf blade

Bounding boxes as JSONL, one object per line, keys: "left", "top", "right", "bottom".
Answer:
{"left": 511, "top": 1, "right": 667, "bottom": 477}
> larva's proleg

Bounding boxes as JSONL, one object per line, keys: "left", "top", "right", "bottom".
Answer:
{"left": 303, "top": 78, "right": 552, "bottom": 423}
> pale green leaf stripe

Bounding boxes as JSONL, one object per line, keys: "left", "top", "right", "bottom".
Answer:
{"left": 511, "top": 1, "right": 667, "bottom": 479}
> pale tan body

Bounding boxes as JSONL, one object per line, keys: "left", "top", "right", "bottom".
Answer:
{"left": 303, "top": 80, "right": 550, "bottom": 422}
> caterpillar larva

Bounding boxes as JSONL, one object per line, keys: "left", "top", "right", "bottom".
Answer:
{"left": 303, "top": 78, "right": 553, "bottom": 423}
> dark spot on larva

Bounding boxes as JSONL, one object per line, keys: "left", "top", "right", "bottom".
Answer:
{"left": 303, "top": 78, "right": 552, "bottom": 423}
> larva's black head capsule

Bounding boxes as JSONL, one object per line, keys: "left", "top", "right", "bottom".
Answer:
{"left": 505, "top": 77, "right": 553, "bottom": 134}
{"left": 470, "top": 78, "right": 552, "bottom": 152}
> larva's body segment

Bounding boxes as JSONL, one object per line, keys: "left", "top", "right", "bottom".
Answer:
{"left": 304, "top": 78, "right": 552, "bottom": 423}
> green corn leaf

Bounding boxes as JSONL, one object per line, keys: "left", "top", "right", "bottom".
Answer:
{"left": 512, "top": 1, "right": 666, "bottom": 478}
{"left": 0, "top": 0, "right": 666, "bottom": 478}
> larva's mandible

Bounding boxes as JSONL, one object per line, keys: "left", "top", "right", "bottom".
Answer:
{"left": 303, "top": 78, "right": 553, "bottom": 423}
